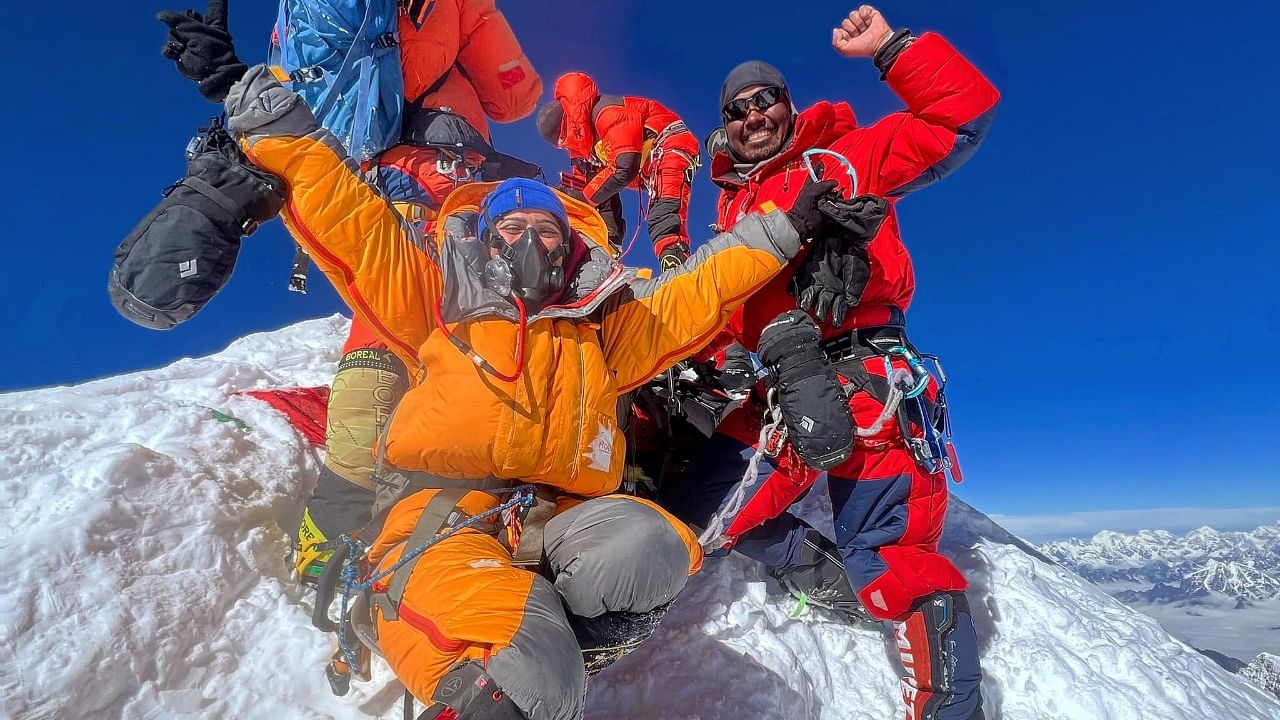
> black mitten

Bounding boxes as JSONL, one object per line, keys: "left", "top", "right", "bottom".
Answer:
{"left": 757, "top": 310, "right": 854, "bottom": 470}
{"left": 158, "top": 0, "right": 247, "bottom": 103}
{"left": 790, "top": 194, "right": 888, "bottom": 327}
{"left": 109, "top": 118, "right": 285, "bottom": 329}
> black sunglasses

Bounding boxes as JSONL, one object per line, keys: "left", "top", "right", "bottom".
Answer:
{"left": 722, "top": 86, "right": 787, "bottom": 122}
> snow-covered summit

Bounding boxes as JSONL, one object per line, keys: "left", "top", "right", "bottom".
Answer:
{"left": 4, "top": 316, "right": 1278, "bottom": 719}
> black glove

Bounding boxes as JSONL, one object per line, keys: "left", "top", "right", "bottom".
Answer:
{"left": 790, "top": 194, "right": 888, "bottom": 327}
{"left": 784, "top": 178, "right": 839, "bottom": 241}
{"left": 158, "top": 0, "right": 247, "bottom": 103}
{"left": 658, "top": 242, "right": 691, "bottom": 271}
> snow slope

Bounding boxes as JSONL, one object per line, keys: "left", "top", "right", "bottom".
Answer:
{"left": 4, "top": 316, "right": 1279, "bottom": 720}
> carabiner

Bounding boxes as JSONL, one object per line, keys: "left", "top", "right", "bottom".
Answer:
{"left": 885, "top": 345, "right": 931, "bottom": 399}
{"left": 802, "top": 148, "right": 858, "bottom": 197}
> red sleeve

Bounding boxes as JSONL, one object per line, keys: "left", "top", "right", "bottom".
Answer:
{"left": 832, "top": 32, "right": 1000, "bottom": 198}
{"left": 583, "top": 105, "right": 645, "bottom": 204}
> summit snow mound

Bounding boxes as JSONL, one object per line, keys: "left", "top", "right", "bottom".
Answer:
{"left": 4, "top": 317, "right": 1279, "bottom": 719}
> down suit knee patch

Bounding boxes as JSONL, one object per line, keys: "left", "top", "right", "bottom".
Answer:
{"left": 543, "top": 495, "right": 700, "bottom": 618}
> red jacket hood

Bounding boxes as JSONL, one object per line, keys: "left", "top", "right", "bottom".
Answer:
{"left": 710, "top": 101, "right": 858, "bottom": 190}
{"left": 553, "top": 72, "right": 600, "bottom": 159}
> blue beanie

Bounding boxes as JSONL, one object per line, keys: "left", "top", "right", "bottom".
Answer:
{"left": 477, "top": 178, "right": 571, "bottom": 242}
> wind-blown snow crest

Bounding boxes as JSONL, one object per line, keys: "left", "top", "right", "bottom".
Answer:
{"left": 4, "top": 316, "right": 1278, "bottom": 719}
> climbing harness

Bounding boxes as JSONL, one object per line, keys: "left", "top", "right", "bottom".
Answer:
{"left": 824, "top": 329, "right": 964, "bottom": 485}
{"left": 314, "top": 485, "right": 538, "bottom": 696}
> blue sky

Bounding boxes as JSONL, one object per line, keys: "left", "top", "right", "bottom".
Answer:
{"left": 3, "top": 1, "right": 1278, "bottom": 532}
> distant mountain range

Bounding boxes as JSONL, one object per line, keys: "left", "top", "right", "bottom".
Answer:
{"left": 1042, "top": 523, "right": 1280, "bottom": 699}
{"left": 1043, "top": 524, "right": 1280, "bottom": 604}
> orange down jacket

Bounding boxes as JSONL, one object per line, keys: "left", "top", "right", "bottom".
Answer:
{"left": 227, "top": 66, "right": 806, "bottom": 499}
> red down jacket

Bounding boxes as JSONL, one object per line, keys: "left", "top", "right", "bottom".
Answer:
{"left": 710, "top": 32, "right": 1000, "bottom": 349}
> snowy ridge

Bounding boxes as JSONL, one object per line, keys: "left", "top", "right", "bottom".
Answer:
{"left": 4, "top": 316, "right": 1279, "bottom": 719}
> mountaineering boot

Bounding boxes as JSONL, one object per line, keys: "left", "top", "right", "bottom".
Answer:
{"left": 568, "top": 603, "right": 673, "bottom": 675}
{"left": 892, "top": 591, "right": 985, "bottom": 720}
{"left": 773, "top": 529, "right": 875, "bottom": 624}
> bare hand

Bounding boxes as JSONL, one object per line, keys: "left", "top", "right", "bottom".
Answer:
{"left": 831, "top": 6, "right": 894, "bottom": 58}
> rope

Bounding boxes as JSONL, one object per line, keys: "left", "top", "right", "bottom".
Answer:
{"left": 618, "top": 187, "right": 649, "bottom": 261}
{"left": 856, "top": 359, "right": 915, "bottom": 438}
{"left": 697, "top": 405, "right": 783, "bottom": 552}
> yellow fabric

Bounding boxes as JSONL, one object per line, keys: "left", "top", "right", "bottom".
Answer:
{"left": 242, "top": 137, "right": 788, "bottom": 498}
{"left": 600, "top": 239, "right": 785, "bottom": 393}
{"left": 592, "top": 137, "right": 656, "bottom": 179}
{"left": 324, "top": 352, "right": 407, "bottom": 490}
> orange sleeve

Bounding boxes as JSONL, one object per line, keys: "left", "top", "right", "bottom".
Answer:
{"left": 457, "top": 0, "right": 543, "bottom": 122}
{"left": 227, "top": 67, "right": 441, "bottom": 371}
{"left": 599, "top": 210, "right": 801, "bottom": 392}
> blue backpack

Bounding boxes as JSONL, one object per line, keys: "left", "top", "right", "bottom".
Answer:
{"left": 270, "top": 0, "right": 404, "bottom": 163}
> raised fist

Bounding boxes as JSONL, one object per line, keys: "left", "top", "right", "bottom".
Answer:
{"left": 831, "top": 5, "right": 894, "bottom": 58}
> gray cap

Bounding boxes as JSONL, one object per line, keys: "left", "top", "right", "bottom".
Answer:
{"left": 720, "top": 60, "right": 789, "bottom": 111}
